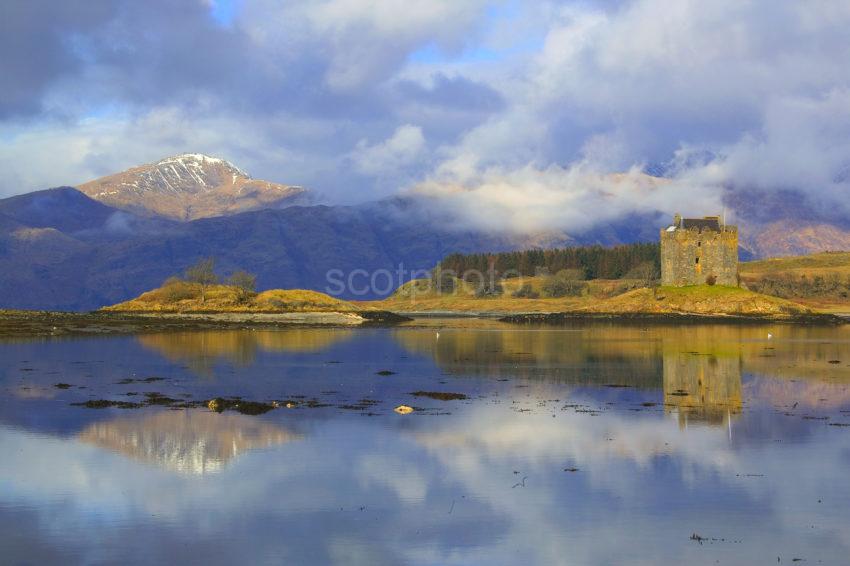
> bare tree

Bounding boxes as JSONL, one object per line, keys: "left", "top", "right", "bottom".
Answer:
{"left": 185, "top": 257, "right": 218, "bottom": 303}
{"left": 624, "top": 261, "right": 659, "bottom": 288}
{"left": 228, "top": 270, "right": 257, "bottom": 303}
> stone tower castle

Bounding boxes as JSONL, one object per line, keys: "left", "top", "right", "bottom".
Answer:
{"left": 660, "top": 214, "right": 738, "bottom": 286}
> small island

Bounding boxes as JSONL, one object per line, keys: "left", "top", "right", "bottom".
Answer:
{"left": 0, "top": 258, "right": 404, "bottom": 337}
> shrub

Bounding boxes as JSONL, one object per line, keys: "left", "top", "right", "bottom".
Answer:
{"left": 706, "top": 274, "right": 717, "bottom": 286}
{"left": 160, "top": 277, "right": 198, "bottom": 303}
{"left": 228, "top": 270, "right": 257, "bottom": 303}
{"left": 748, "top": 272, "right": 850, "bottom": 299}
{"left": 512, "top": 283, "right": 540, "bottom": 299}
{"left": 542, "top": 276, "right": 588, "bottom": 298}
{"left": 554, "top": 268, "right": 586, "bottom": 281}
{"left": 623, "top": 261, "right": 659, "bottom": 287}
{"left": 475, "top": 280, "right": 504, "bottom": 298}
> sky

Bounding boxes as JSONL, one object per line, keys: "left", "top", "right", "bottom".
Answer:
{"left": 2, "top": 0, "right": 850, "bottom": 234}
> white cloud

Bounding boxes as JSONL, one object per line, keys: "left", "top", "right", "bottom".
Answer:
{"left": 409, "top": 0, "right": 850, "bottom": 233}
{"left": 413, "top": 161, "right": 720, "bottom": 234}
{"left": 350, "top": 124, "right": 426, "bottom": 176}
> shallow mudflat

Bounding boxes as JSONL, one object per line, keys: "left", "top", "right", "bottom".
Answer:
{"left": 2, "top": 320, "right": 850, "bottom": 564}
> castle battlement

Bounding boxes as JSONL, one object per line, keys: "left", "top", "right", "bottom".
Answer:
{"left": 660, "top": 214, "right": 739, "bottom": 286}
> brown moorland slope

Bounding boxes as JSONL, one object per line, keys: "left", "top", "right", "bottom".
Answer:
{"left": 741, "top": 251, "right": 850, "bottom": 312}
{"left": 364, "top": 275, "right": 815, "bottom": 317}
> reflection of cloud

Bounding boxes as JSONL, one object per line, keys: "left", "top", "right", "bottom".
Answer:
{"left": 78, "top": 410, "right": 300, "bottom": 474}
{"left": 409, "top": 404, "right": 741, "bottom": 565}
{"left": 355, "top": 454, "right": 428, "bottom": 503}
{"left": 745, "top": 376, "right": 850, "bottom": 410}
{"left": 415, "top": 404, "right": 735, "bottom": 475}
{"left": 137, "top": 329, "right": 353, "bottom": 376}
{"left": 3, "top": 394, "right": 850, "bottom": 564}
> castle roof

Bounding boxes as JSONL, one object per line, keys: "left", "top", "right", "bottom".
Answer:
{"left": 681, "top": 217, "right": 721, "bottom": 231}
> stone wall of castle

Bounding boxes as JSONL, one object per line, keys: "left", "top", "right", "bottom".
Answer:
{"left": 660, "top": 226, "right": 738, "bottom": 286}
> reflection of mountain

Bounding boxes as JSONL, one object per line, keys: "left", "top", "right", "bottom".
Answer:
{"left": 663, "top": 352, "right": 742, "bottom": 427}
{"left": 137, "top": 329, "right": 353, "bottom": 376}
{"left": 78, "top": 410, "right": 299, "bottom": 474}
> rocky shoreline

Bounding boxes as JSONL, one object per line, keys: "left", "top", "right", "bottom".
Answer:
{"left": 500, "top": 311, "right": 850, "bottom": 325}
{"left": 1, "top": 308, "right": 845, "bottom": 338}
{"left": 0, "top": 310, "right": 411, "bottom": 338}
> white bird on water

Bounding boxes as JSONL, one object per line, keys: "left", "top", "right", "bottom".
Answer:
{"left": 767, "top": 333, "right": 773, "bottom": 340}
{"left": 436, "top": 331, "right": 440, "bottom": 340}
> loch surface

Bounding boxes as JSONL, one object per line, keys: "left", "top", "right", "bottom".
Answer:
{"left": 2, "top": 321, "right": 850, "bottom": 565}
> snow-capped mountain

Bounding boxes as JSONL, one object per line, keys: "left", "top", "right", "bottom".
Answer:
{"left": 77, "top": 153, "right": 306, "bottom": 220}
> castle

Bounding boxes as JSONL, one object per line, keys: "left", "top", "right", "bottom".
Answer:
{"left": 660, "top": 214, "right": 738, "bottom": 286}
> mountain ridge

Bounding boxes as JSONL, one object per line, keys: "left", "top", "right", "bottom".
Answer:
{"left": 77, "top": 153, "right": 306, "bottom": 221}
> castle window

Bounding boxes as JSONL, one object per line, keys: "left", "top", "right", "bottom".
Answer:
{"left": 698, "top": 241, "right": 701, "bottom": 247}
{"left": 695, "top": 257, "right": 700, "bottom": 265}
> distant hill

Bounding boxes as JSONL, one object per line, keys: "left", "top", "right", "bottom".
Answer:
{"left": 77, "top": 153, "right": 306, "bottom": 221}
{"left": 0, "top": 188, "right": 574, "bottom": 310}
{"left": 725, "top": 189, "right": 850, "bottom": 257}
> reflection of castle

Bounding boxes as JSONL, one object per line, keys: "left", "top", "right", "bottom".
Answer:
{"left": 663, "top": 351, "right": 742, "bottom": 427}
{"left": 78, "top": 411, "right": 299, "bottom": 474}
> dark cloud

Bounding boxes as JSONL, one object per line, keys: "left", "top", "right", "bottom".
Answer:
{"left": 0, "top": 0, "right": 115, "bottom": 118}
{"left": 2, "top": 0, "right": 850, "bottom": 230}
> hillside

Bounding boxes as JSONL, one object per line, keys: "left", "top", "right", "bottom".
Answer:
{"left": 0, "top": 188, "right": 571, "bottom": 310}
{"left": 77, "top": 153, "right": 306, "bottom": 220}
{"left": 367, "top": 275, "right": 814, "bottom": 317}
{"left": 741, "top": 251, "right": 850, "bottom": 277}
{"left": 104, "top": 281, "right": 358, "bottom": 313}
{"left": 726, "top": 190, "right": 850, "bottom": 258}
{"left": 576, "top": 285, "right": 811, "bottom": 316}
{"left": 740, "top": 251, "right": 850, "bottom": 312}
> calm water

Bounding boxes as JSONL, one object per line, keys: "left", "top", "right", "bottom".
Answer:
{"left": 2, "top": 321, "right": 850, "bottom": 565}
